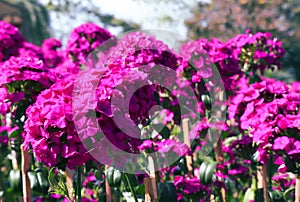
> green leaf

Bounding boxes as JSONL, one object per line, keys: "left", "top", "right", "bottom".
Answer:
{"left": 3, "top": 187, "right": 18, "bottom": 200}
{"left": 283, "top": 187, "right": 294, "bottom": 201}
{"left": 35, "top": 168, "right": 50, "bottom": 195}
{"left": 243, "top": 187, "right": 255, "bottom": 202}
{"left": 28, "top": 171, "right": 40, "bottom": 192}
{"left": 9, "top": 129, "right": 20, "bottom": 138}
{"left": 48, "top": 167, "right": 59, "bottom": 187}
{"left": 134, "top": 184, "right": 145, "bottom": 195}
{"left": 157, "top": 182, "right": 178, "bottom": 202}
{"left": 269, "top": 189, "right": 283, "bottom": 202}
{"left": 152, "top": 124, "right": 171, "bottom": 139}
{"left": 255, "top": 188, "right": 264, "bottom": 202}
{"left": 48, "top": 167, "right": 70, "bottom": 199}
{"left": 199, "top": 161, "right": 208, "bottom": 183}
{"left": 9, "top": 169, "right": 22, "bottom": 192}
{"left": 204, "top": 161, "right": 217, "bottom": 184}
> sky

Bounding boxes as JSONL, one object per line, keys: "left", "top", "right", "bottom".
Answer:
{"left": 39, "top": 0, "right": 195, "bottom": 45}
{"left": 94, "top": 0, "right": 190, "bottom": 32}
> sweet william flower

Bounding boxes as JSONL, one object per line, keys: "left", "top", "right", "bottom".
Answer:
{"left": 0, "top": 87, "right": 11, "bottom": 115}
{"left": 0, "top": 56, "right": 56, "bottom": 88}
{"left": 272, "top": 173, "right": 295, "bottom": 191}
{"left": 287, "top": 141, "right": 300, "bottom": 157}
{"left": 41, "top": 38, "right": 63, "bottom": 68}
{"left": 229, "top": 78, "right": 300, "bottom": 166}
{"left": 0, "top": 20, "right": 24, "bottom": 61}
{"left": 173, "top": 175, "right": 211, "bottom": 201}
{"left": 66, "top": 22, "right": 112, "bottom": 64}
{"left": 228, "top": 165, "right": 249, "bottom": 176}
{"left": 24, "top": 77, "right": 91, "bottom": 169}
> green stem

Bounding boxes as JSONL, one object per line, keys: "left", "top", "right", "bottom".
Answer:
{"left": 77, "top": 166, "right": 82, "bottom": 202}
{"left": 205, "top": 108, "right": 209, "bottom": 119}
{"left": 124, "top": 173, "right": 138, "bottom": 202}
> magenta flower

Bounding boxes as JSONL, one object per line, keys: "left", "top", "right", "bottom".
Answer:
{"left": 0, "top": 56, "right": 56, "bottom": 88}
{"left": 0, "top": 20, "right": 24, "bottom": 61}
{"left": 24, "top": 77, "right": 90, "bottom": 169}
{"left": 173, "top": 175, "right": 211, "bottom": 201}
{"left": 42, "top": 38, "right": 63, "bottom": 68}
{"left": 66, "top": 22, "right": 112, "bottom": 64}
{"left": 228, "top": 165, "right": 249, "bottom": 176}
{"left": 229, "top": 78, "right": 300, "bottom": 165}
{"left": 0, "top": 87, "right": 11, "bottom": 115}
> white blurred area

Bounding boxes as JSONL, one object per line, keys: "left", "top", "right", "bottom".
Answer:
{"left": 38, "top": 0, "right": 196, "bottom": 45}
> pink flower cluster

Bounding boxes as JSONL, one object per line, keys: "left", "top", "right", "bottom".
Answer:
{"left": 24, "top": 77, "right": 91, "bottom": 169}
{"left": 41, "top": 38, "right": 63, "bottom": 68}
{"left": 174, "top": 175, "right": 211, "bottom": 201}
{"left": 179, "top": 31, "right": 285, "bottom": 91}
{"left": 272, "top": 173, "right": 295, "bottom": 191}
{"left": 66, "top": 22, "right": 112, "bottom": 64}
{"left": 220, "top": 135, "right": 253, "bottom": 180}
{"left": 0, "top": 56, "right": 55, "bottom": 88}
{"left": 2, "top": 20, "right": 297, "bottom": 201}
{"left": 23, "top": 23, "right": 113, "bottom": 169}
{"left": 229, "top": 78, "right": 300, "bottom": 165}
{"left": 0, "top": 21, "right": 62, "bottom": 121}
{"left": 138, "top": 139, "right": 190, "bottom": 156}
{"left": 0, "top": 21, "right": 24, "bottom": 61}
{"left": 72, "top": 31, "right": 188, "bottom": 158}
{"left": 0, "top": 86, "right": 25, "bottom": 115}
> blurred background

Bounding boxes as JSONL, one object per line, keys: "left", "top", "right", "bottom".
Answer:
{"left": 0, "top": 0, "right": 299, "bottom": 81}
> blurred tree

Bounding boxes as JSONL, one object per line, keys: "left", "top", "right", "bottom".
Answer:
{"left": 185, "top": 0, "right": 300, "bottom": 80}
{"left": 0, "top": 0, "right": 50, "bottom": 45}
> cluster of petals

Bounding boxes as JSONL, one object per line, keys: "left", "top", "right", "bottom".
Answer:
{"left": 23, "top": 23, "right": 113, "bottom": 169}
{"left": 228, "top": 78, "right": 300, "bottom": 164}
{"left": 179, "top": 31, "right": 285, "bottom": 91}
{"left": 66, "top": 22, "right": 112, "bottom": 64}
{"left": 174, "top": 175, "right": 211, "bottom": 201}
{"left": 0, "top": 56, "right": 55, "bottom": 88}
{"left": 24, "top": 77, "right": 91, "bottom": 169}
{"left": 0, "top": 20, "right": 24, "bottom": 61}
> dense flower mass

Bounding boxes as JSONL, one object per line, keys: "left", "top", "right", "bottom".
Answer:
{"left": 24, "top": 77, "right": 91, "bottom": 168}
{"left": 179, "top": 31, "right": 285, "bottom": 91}
{"left": 41, "top": 38, "right": 63, "bottom": 68}
{"left": 70, "top": 32, "right": 187, "bottom": 171}
{"left": 174, "top": 175, "right": 211, "bottom": 201}
{"left": 0, "top": 21, "right": 24, "bottom": 61}
{"left": 23, "top": 23, "right": 113, "bottom": 169}
{"left": 1, "top": 19, "right": 299, "bottom": 201}
{"left": 0, "top": 56, "right": 55, "bottom": 88}
{"left": 0, "top": 55, "right": 57, "bottom": 122}
{"left": 66, "top": 22, "right": 112, "bottom": 64}
{"left": 228, "top": 78, "right": 300, "bottom": 165}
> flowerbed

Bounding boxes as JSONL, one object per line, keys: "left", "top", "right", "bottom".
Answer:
{"left": 0, "top": 20, "right": 299, "bottom": 201}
